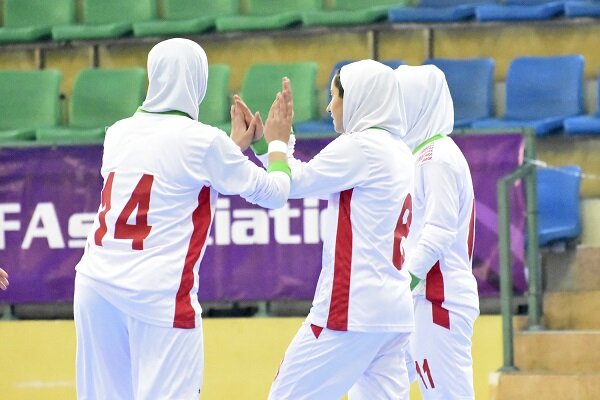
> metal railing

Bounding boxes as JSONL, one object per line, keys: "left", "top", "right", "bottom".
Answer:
{"left": 496, "top": 128, "right": 541, "bottom": 371}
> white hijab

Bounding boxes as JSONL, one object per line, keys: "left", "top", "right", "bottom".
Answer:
{"left": 140, "top": 38, "right": 208, "bottom": 121}
{"left": 394, "top": 65, "right": 454, "bottom": 151}
{"left": 340, "top": 60, "right": 407, "bottom": 137}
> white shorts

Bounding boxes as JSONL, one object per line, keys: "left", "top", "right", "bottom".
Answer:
{"left": 269, "top": 321, "right": 411, "bottom": 400}
{"left": 74, "top": 274, "right": 204, "bottom": 400}
{"left": 407, "top": 296, "right": 476, "bottom": 400}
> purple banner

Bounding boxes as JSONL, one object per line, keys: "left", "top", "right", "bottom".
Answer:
{"left": 0, "top": 134, "right": 524, "bottom": 304}
{"left": 454, "top": 134, "right": 527, "bottom": 296}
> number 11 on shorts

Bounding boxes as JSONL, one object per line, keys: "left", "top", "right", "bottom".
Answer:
{"left": 415, "top": 358, "right": 435, "bottom": 389}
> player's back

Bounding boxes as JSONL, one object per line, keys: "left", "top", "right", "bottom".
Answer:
{"left": 411, "top": 136, "right": 478, "bottom": 319}
{"left": 76, "top": 111, "right": 222, "bottom": 327}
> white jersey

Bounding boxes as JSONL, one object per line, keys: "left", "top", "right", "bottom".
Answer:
{"left": 289, "top": 128, "right": 415, "bottom": 332}
{"left": 75, "top": 112, "right": 290, "bottom": 329}
{"left": 404, "top": 136, "right": 479, "bottom": 326}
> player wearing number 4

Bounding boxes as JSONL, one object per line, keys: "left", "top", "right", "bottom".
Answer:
{"left": 239, "top": 60, "right": 416, "bottom": 399}
{"left": 396, "top": 65, "right": 479, "bottom": 400}
{"left": 73, "top": 38, "right": 293, "bottom": 399}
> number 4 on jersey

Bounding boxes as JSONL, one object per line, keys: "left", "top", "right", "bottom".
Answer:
{"left": 94, "top": 172, "right": 154, "bottom": 250}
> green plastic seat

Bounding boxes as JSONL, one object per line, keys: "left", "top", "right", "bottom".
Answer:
{"left": 303, "top": 0, "right": 409, "bottom": 27}
{"left": 0, "top": 0, "right": 74, "bottom": 43}
{"left": 240, "top": 63, "right": 318, "bottom": 125}
{"left": 0, "top": 70, "right": 62, "bottom": 142}
{"left": 52, "top": 0, "right": 156, "bottom": 40}
{"left": 200, "top": 65, "right": 231, "bottom": 130}
{"left": 216, "top": 0, "right": 322, "bottom": 32}
{"left": 36, "top": 68, "right": 146, "bottom": 143}
{"left": 134, "top": 0, "right": 238, "bottom": 37}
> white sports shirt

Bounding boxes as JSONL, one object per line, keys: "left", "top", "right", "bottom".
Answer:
{"left": 75, "top": 39, "right": 290, "bottom": 329}
{"left": 396, "top": 65, "right": 479, "bottom": 326}
{"left": 288, "top": 60, "right": 415, "bottom": 332}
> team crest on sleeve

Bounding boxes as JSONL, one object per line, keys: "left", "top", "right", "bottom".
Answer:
{"left": 417, "top": 143, "right": 435, "bottom": 165}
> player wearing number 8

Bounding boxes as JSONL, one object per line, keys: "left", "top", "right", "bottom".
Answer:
{"left": 73, "top": 38, "right": 293, "bottom": 399}
{"left": 395, "top": 65, "right": 479, "bottom": 400}
{"left": 262, "top": 60, "right": 416, "bottom": 399}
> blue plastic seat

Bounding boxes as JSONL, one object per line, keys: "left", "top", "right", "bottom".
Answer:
{"left": 389, "top": 0, "right": 493, "bottom": 23}
{"left": 564, "top": 75, "right": 600, "bottom": 135}
{"left": 294, "top": 59, "right": 404, "bottom": 135}
{"left": 537, "top": 165, "right": 582, "bottom": 246}
{"left": 476, "top": 0, "right": 565, "bottom": 21}
{"left": 472, "top": 55, "right": 584, "bottom": 136}
{"left": 424, "top": 58, "right": 494, "bottom": 128}
{"left": 565, "top": 0, "right": 600, "bottom": 17}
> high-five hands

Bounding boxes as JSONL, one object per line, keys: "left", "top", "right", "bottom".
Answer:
{"left": 230, "top": 77, "right": 294, "bottom": 151}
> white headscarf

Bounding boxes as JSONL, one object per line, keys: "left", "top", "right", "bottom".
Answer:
{"left": 140, "top": 38, "right": 208, "bottom": 121}
{"left": 340, "top": 60, "right": 407, "bottom": 137}
{"left": 394, "top": 65, "right": 454, "bottom": 151}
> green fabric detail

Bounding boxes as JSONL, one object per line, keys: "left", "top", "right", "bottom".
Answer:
{"left": 267, "top": 160, "right": 291, "bottom": 178}
{"left": 409, "top": 272, "right": 421, "bottom": 291}
{"left": 250, "top": 136, "right": 268, "bottom": 155}
{"left": 137, "top": 107, "right": 192, "bottom": 119}
{"left": 412, "top": 134, "right": 445, "bottom": 155}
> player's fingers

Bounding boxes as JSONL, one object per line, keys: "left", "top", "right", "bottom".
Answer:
{"left": 269, "top": 92, "right": 281, "bottom": 119}
{"left": 0, "top": 268, "right": 7, "bottom": 279}
{"left": 234, "top": 95, "right": 254, "bottom": 125}
{"left": 247, "top": 114, "right": 257, "bottom": 135}
{"left": 281, "top": 78, "right": 293, "bottom": 120}
{"left": 256, "top": 112, "right": 264, "bottom": 130}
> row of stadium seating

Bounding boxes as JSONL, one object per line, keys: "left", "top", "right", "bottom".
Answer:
{"left": 0, "top": 0, "right": 599, "bottom": 44}
{"left": 0, "top": 55, "right": 599, "bottom": 144}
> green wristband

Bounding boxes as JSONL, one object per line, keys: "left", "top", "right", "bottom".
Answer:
{"left": 267, "top": 160, "right": 291, "bottom": 178}
{"left": 409, "top": 272, "right": 421, "bottom": 291}
{"left": 250, "top": 136, "right": 268, "bottom": 155}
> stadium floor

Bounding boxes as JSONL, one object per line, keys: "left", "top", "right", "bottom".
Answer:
{"left": 0, "top": 316, "right": 501, "bottom": 399}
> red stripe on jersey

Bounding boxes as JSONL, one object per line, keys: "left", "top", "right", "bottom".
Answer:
{"left": 426, "top": 262, "right": 450, "bottom": 329}
{"left": 327, "top": 189, "right": 353, "bottom": 331}
{"left": 467, "top": 200, "right": 476, "bottom": 262}
{"left": 174, "top": 186, "right": 212, "bottom": 329}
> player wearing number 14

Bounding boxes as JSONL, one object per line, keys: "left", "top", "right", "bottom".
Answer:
{"left": 73, "top": 38, "right": 293, "bottom": 399}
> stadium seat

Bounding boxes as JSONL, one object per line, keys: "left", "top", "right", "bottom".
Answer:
{"left": 294, "top": 59, "right": 404, "bottom": 135}
{"left": 564, "top": 75, "right": 600, "bottom": 135}
{"left": 423, "top": 58, "right": 495, "bottom": 128}
{"left": 0, "top": 0, "right": 74, "bottom": 43}
{"left": 216, "top": 0, "right": 321, "bottom": 32}
{"left": 200, "top": 65, "right": 232, "bottom": 132}
{"left": 302, "top": 0, "right": 410, "bottom": 27}
{"left": 0, "top": 70, "right": 62, "bottom": 142}
{"left": 36, "top": 68, "right": 146, "bottom": 143}
{"left": 476, "top": 0, "right": 566, "bottom": 22}
{"left": 389, "top": 0, "right": 493, "bottom": 23}
{"left": 565, "top": 0, "right": 600, "bottom": 17}
{"left": 240, "top": 63, "right": 318, "bottom": 130}
{"left": 537, "top": 165, "right": 582, "bottom": 247}
{"left": 133, "top": 0, "right": 238, "bottom": 37}
{"left": 52, "top": 0, "right": 156, "bottom": 40}
{"left": 471, "top": 55, "right": 584, "bottom": 136}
